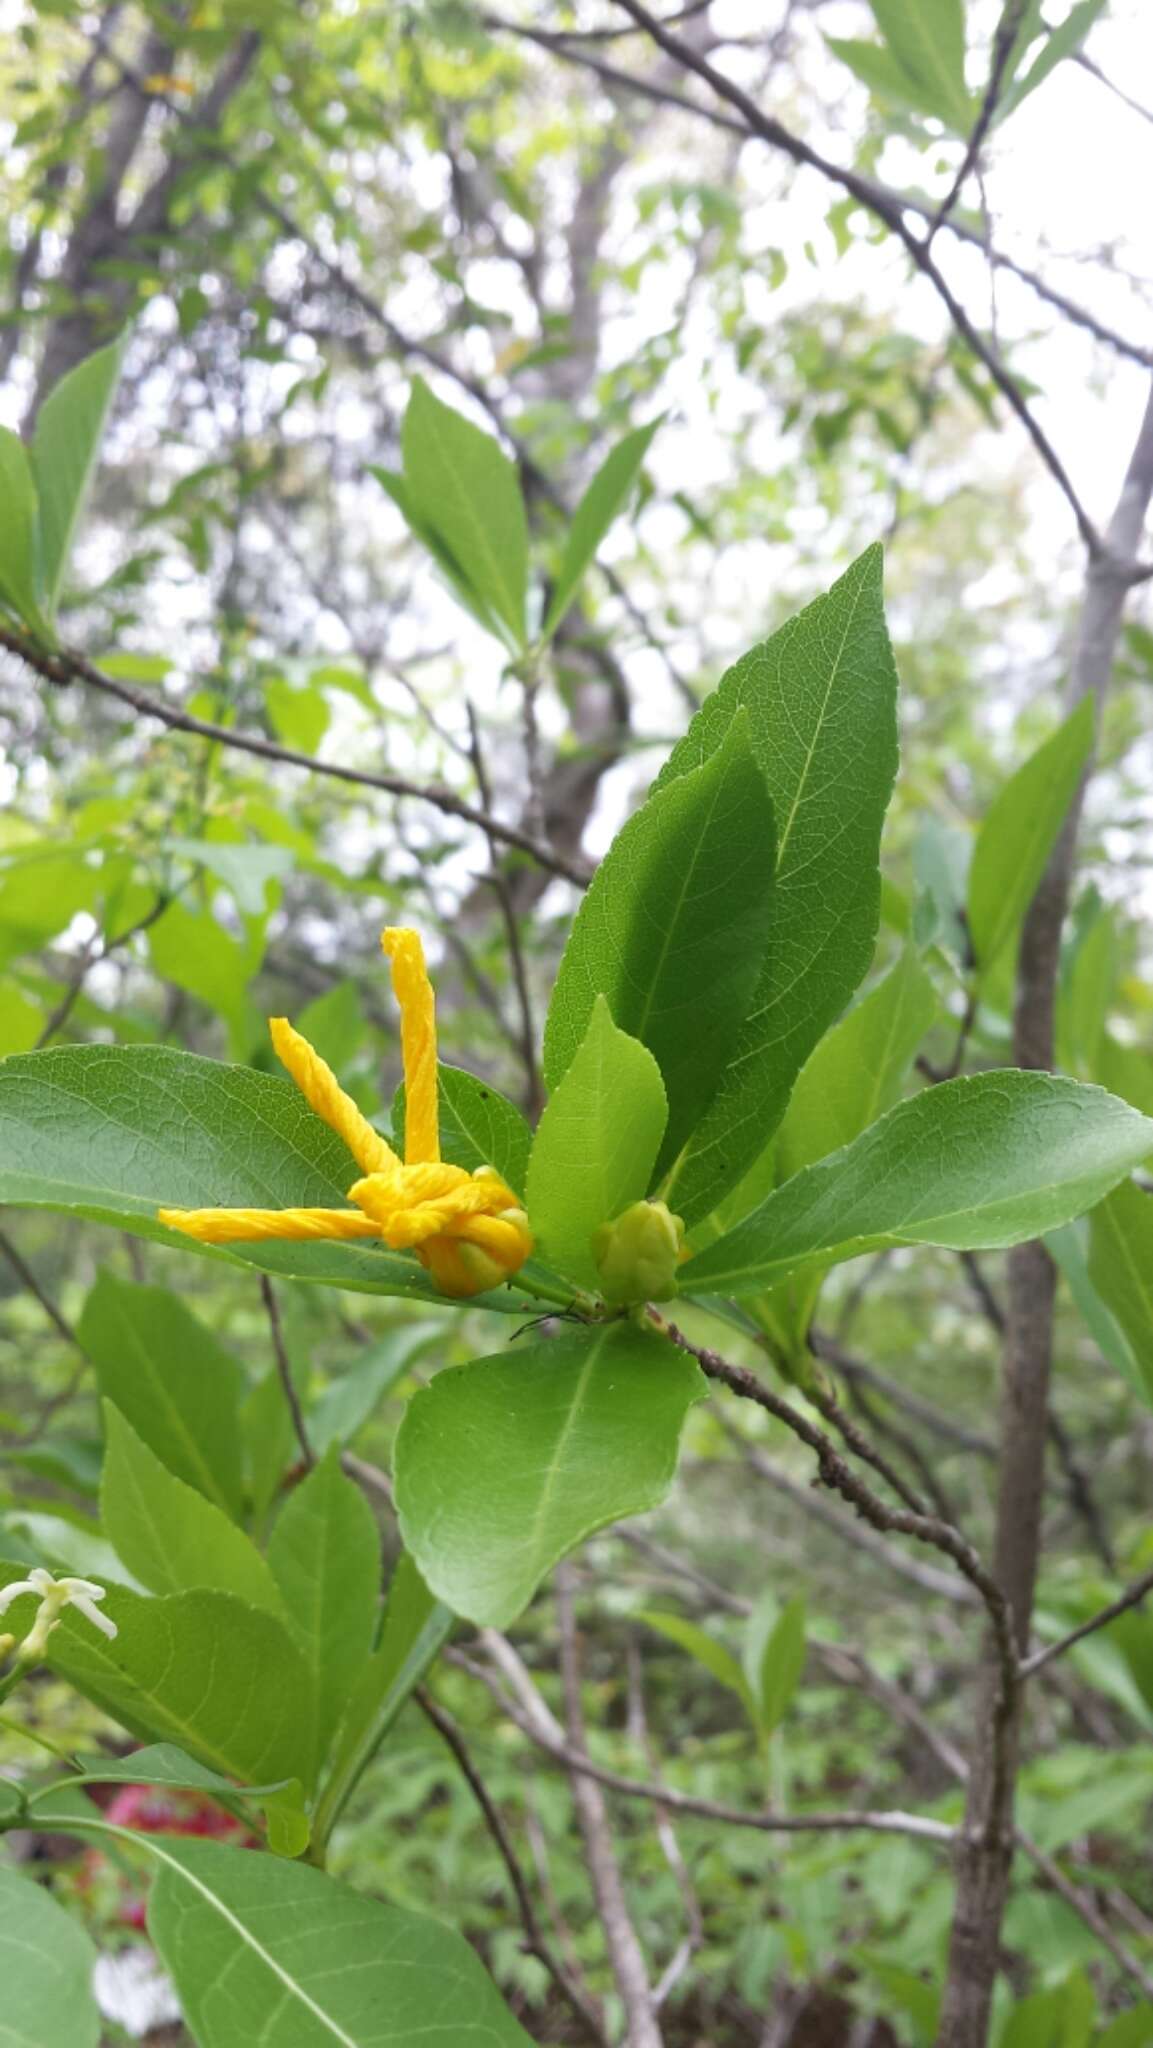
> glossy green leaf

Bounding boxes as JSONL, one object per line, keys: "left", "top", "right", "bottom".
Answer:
{"left": 0, "top": 425, "right": 51, "bottom": 640}
{"left": 1094, "top": 2008, "right": 1153, "bottom": 2048}
{"left": 729, "top": 949, "right": 940, "bottom": 1356}
{"left": 141, "top": 1835, "right": 534, "bottom": 2047}
{"left": 1046, "top": 1221, "right": 1146, "bottom": 1403}
{"left": 308, "top": 1323, "right": 440, "bottom": 1454}
{"left": 0, "top": 1864, "right": 99, "bottom": 2048}
{"left": 295, "top": 981, "right": 365, "bottom": 1076}
{"left": 169, "top": 837, "right": 295, "bottom": 916}
{"left": 268, "top": 1446, "right": 381, "bottom": 1753}
{"left": 999, "top": 0, "right": 1108, "bottom": 120}
{"left": 41, "top": 1578, "right": 320, "bottom": 1791}
{"left": 754, "top": 1595, "right": 806, "bottom": 1736}
{"left": 100, "top": 1402, "right": 285, "bottom": 1612}
{"left": 648, "top": 545, "right": 899, "bottom": 1225}
{"left": 968, "top": 698, "right": 1093, "bottom": 978}
{"left": 373, "top": 464, "right": 505, "bottom": 641}
{"left": 0, "top": 1044, "right": 524, "bottom": 1309}
{"left": 545, "top": 709, "right": 775, "bottom": 1182}
{"left": 543, "top": 417, "right": 661, "bottom": 636}
{"left": 316, "top": 1553, "right": 454, "bottom": 1850}
{"left": 66, "top": 1742, "right": 287, "bottom": 1799}
{"left": 528, "top": 997, "right": 668, "bottom": 1289}
{"left": 868, "top": 0, "right": 971, "bottom": 129}
{"left": 1088, "top": 1179, "right": 1153, "bottom": 1408}
{"left": 395, "top": 1063, "right": 532, "bottom": 1197}
{"left": 401, "top": 378, "right": 527, "bottom": 648}
{"left": 266, "top": 676, "right": 330, "bottom": 754}
{"left": 148, "top": 901, "right": 260, "bottom": 1052}
{"left": 30, "top": 334, "right": 124, "bottom": 616}
{"left": 826, "top": 34, "right": 953, "bottom": 119}
{"left": 78, "top": 1273, "right": 247, "bottom": 1518}
{"left": 775, "top": 947, "right": 941, "bottom": 1195}
{"left": 395, "top": 1324, "right": 706, "bottom": 1626}
{"left": 638, "top": 1609, "right": 756, "bottom": 1722}
{"left": 683, "top": 1073, "right": 1153, "bottom": 1297}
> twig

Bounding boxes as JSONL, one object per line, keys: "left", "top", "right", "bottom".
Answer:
{"left": 481, "top": 11, "right": 1153, "bottom": 375}
{"left": 0, "top": 625, "right": 589, "bottom": 888}
{"left": 35, "top": 891, "right": 171, "bottom": 1048}
{"left": 720, "top": 1419, "right": 977, "bottom": 1606}
{"left": 0, "top": 1225, "right": 93, "bottom": 1444}
{"left": 808, "top": 1381, "right": 931, "bottom": 1517}
{"left": 924, "top": 0, "right": 1031, "bottom": 248}
{"left": 0, "top": 1228, "right": 80, "bottom": 1353}
{"left": 654, "top": 1315, "right": 1014, "bottom": 1688}
{"left": 608, "top": 0, "right": 1119, "bottom": 567}
{"left": 259, "top": 1275, "right": 313, "bottom": 1470}
{"left": 459, "top": 1639, "right": 955, "bottom": 1847}
{"left": 416, "top": 1685, "right": 607, "bottom": 2043}
{"left": 809, "top": 1330, "right": 995, "bottom": 1460}
{"left": 958, "top": 1253, "right": 1117, "bottom": 1566}
{"left": 1073, "top": 49, "right": 1153, "bottom": 132}
{"left": 1019, "top": 1568, "right": 1153, "bottom": 1680}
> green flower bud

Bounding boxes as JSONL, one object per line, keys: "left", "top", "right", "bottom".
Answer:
{"left": 592, "top": 1199, "right": 686, "bottom": 1306}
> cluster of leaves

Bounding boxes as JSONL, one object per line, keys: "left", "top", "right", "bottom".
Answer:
{"left": 3, "top": 373, "right": 1153, "bottom": 2043}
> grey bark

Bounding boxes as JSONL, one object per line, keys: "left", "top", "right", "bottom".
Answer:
{"left": 938, "top": 373, "right": 1153, "bottom": 2048}
{"left": 28, "top": 27, "right": 260, "bottom": 416}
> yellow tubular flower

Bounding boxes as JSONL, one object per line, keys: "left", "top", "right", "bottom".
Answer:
{"left": 159, "top": 928, "right": 533, "bottom": 1300}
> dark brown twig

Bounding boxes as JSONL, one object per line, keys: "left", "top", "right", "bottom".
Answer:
{"left": 649, "top": 1315, "right": 1018, "bottom": 1734}
{"left": 35, "top": 891, "right": 171, "bottom": 1049}
{"left": 1019, "top": 1567, "right": 1153, "bottom": 1680}
{"left": 924, "top": 0, "right": 1031, "bottom": 248}
{"left": 0, "top": 625, "right": 589, "bottom": 888}
{"left": 259, "top": 1274, "right": 313, "bottom": 1470}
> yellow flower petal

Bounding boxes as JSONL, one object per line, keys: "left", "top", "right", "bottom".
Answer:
{"left": 270, "top": 1017, "right": 397, "bottom": 1175}
{"left": 159, "top": 1206, "right": 381, "bottom": 1244}
{"left": 382, "top": 927, "right": 440, "bottom": 1165}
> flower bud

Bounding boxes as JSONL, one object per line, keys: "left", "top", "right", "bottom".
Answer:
{"left": 592, "top": 1199, "right": 686, "bottom": 1306}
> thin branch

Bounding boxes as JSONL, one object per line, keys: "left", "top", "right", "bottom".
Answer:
{"left": 460, "top": 1640, "right": 955, "bottom": 1846}
{"left": 1019, "top": 1568, "right": 1153, "bottom": 1680}
{"left": 809, "top": 1330, "right": 996, "bottom": 1461}
{"left": 924, "top": 0, "right": 1031, "bottom": 248}
{"left": 0, "top": 625, "right": 588, "bottom": 887}
{"left": 654, "top": 1315, "right": 1014, "bottom": 1680}
{"left": 0, "top": 1228, "right": 81, "bottom": 1353}
{"left": 808, "top": 1380, "right": 932, "bottom": 1517}
{"left": 35, "top": 890, "right": 171, "bottom": 1048}
{"left": 720, "top": 1417, "right": 977, "bottom": 1606}
{"left": 259, "top": 1275, "right": 313, "bottom": 1470}
{"left": 416, "top": 1685, "right": 607, "bottom": 2044}
{"left": 1073, "top": 49, "right": 1153, "bottom": 132}
{"left": 481, "top": 12, "right": 1153, "bottom": 373}
{"left": 609, "top": 0, "right": 1117, "bottom": 566}
{"left": 0, "top": 1226, "right": 89, "bottom": 1445}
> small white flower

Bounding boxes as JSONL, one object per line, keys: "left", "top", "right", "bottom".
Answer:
{"left": 0, "top": 1566, "right": 117, "bottom": 1661}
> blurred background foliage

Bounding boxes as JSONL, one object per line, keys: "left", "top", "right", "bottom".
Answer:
{"left": 1, "top": 0, "right": 1153, "bottom": 2042}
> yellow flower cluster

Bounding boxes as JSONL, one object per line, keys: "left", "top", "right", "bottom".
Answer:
{"left": 160, "top": 928, "right": 532, "bottom": 1299}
